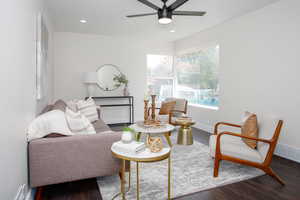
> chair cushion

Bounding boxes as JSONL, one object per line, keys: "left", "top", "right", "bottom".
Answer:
{"left": 159, "top": 101, "right": 176, "bottom": 115}
{"left": 241, "top": 112, "right": 259, "bottom": 149}
{"left": 209, "top": 134, "right": 263, "bottom": 163}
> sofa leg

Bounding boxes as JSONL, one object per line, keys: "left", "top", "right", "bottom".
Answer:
{"left": 264, "top": 167, "right": 285, "bottom": 185}
{"left": 35, "top": 187, "right": 43, "bottom": 200}
{"left": 213, "top": 158, "right": 220, "bottom": 177}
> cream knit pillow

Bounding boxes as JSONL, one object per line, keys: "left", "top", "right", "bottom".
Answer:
{"left": 65, "top": 108, "right": 96, "bottom": 135}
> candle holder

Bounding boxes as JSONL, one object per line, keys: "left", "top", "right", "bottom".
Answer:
{"left": 144, "top": 99, "right": 149, "bottom": 121}
{"left": 151, "top": 95, "right": 156, "bottom": 120}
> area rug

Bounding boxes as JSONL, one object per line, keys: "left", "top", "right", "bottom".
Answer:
{"left": 97, "top": 134, "right": 264, "bottom": 200}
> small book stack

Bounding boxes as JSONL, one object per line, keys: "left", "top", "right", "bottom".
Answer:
{"left": 112, "top": 141, "right": 146, "bottom": 154}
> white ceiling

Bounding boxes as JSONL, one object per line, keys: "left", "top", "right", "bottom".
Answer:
{"left": 45, "top": 0, "right": 278, "bottom": 41}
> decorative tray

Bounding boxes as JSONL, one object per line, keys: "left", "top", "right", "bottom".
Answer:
{"left": 136, "top": 120, "right": 166, "bottom": 128}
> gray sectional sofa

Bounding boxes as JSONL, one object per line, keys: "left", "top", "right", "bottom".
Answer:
{"left": 28, "top": 100, "right": 122, "bottom": 187}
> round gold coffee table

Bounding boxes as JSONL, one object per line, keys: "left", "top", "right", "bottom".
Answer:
{"left": 176, "top": 119, "right": 195, "bottom": 145}
{"left": 111, "top": 145, "right": 171, "bottom": 200}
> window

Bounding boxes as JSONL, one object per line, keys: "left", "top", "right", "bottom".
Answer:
{"left": 175, "top": 45, "right": 219, "bottom": 108}
{"left": 147, "top": 55, "right": 174, "bottom": 102}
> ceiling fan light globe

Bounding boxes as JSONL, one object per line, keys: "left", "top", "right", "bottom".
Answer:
{"left": 158, "top": 17, "right": 172, "bottom": 24}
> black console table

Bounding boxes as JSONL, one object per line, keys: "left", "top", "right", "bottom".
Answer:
{"left": 87, "top": 96, "right": 134, "bottom": 125}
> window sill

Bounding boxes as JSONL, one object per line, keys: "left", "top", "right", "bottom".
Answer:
{"left": 189, "top": 103, "right": 219, "bottom": 110}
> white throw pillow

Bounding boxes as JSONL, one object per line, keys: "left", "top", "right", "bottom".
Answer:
{"left": 27, "top": 110, "right": 73, "bottom": 141}
{"left": 66, "top": 99, "right": 79, "bottom": 112}
{"left": 65, "top": 108, "right": 96, "bottom": 135}
{"left": 77, "top": 98, "right": 99, "bottom": 123}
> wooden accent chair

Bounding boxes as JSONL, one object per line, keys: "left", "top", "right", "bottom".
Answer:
{"left": 167, "top": 98, "right": 188, "bottom": 126}
{"left": 149, "top": 98, "right": 188, "bottom": 124}
{"left": 210, "top": 120, "right": 285, "bottom": 185}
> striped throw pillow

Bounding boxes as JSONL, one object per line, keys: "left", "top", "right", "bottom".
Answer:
{"left": 77, "top": 98, "right": 99, "bottom": 123}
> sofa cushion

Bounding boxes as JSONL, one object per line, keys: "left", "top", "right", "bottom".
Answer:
{"left": 209, "top": 134, "right": 263, "bottom": 163}
{"left": 93, "top": 119, "right": 111, "bottom": 133}
{"left": 53, "top": 99, "right": 67, "bottom": 112}
{"left": 40, "top": 105, "right": 54, "bottom": 115}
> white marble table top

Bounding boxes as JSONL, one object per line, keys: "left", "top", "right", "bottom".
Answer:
{"left": 129, "top": 123, "right": 174, "bottom": 134}
{"left": 111, "top": 144, "right": 171, "bottom": 161}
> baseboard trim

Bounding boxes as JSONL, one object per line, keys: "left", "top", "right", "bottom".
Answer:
{"left": 193, "top": 124, "right": 300, "bottom": 163}
{"left": 275, "top": 143, "right": 300, "bottom": 163}
{"left": 193, "top": 123, "right": 213, "bottom": 134}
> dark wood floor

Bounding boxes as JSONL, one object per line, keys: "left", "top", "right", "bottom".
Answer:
{"left": 38, "top": 127, "right": 300, "bottom": 200}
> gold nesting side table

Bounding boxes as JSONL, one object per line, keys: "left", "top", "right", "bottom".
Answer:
{"left": 176, "top": 119, "right": 195, "bottom": 145}
{"left": 111, "top": 146, "right": 171, "bottom": 200}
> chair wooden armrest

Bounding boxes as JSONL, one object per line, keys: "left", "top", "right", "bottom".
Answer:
{"left": 214, "top": 122, "right": 242, "bottom": 135}
{"left": 216, "top": 131, "right": 272, "bottom": 145}
{"left": 170, "top": 110, "right": 185, "bottom": 114}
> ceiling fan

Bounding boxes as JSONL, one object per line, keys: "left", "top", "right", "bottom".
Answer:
{"left": 127, "top": 0, "right": 206, "bottom": 24}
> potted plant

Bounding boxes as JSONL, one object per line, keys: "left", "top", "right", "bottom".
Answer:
{"left": 113, "top": 74, "right": 129, "bottom": 96}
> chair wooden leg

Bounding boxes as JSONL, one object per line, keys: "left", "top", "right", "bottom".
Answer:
{"left": 264, "top": 167, "right": 285, "bottom": 185}
{"left": 213, "top": 157, "right": 220, "bottom": 177}
{"left": 168, "top": 131, "right": 171, "bottom": 136}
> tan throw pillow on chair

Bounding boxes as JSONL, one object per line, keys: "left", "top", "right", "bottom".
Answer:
{"left": 241, "top": 112, "right": 259, "bottom": 149}
{"left": 159, "top": 101, "right": 176, "bottom": 115}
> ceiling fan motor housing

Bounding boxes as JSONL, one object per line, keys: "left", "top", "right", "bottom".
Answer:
{"left": 158, "top": 6, "right": 172, "bottom": 20}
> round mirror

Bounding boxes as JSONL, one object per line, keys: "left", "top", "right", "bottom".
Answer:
{"left": 96, "top": 64, "right": 122, "bottom": 91}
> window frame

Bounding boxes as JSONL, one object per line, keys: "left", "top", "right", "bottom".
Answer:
{"left": 174, "top": 44, "right": 220, "bottom": 109}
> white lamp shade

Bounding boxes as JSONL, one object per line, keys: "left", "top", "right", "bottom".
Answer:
{"left": 83, "top": 72, "right": 97, "bottom": 83}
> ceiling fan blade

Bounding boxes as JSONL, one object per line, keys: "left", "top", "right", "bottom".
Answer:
{"left": 127, "top": 13, "right": 157, "bottom": 18}
{"left": 137, "top": 0, "right": 160, "bottom": 10}
{"left": 168, "top": 0, "right": 189, "bottom": 11}
{"left": 173, "top": 11, "right": 206, "bottom": 16}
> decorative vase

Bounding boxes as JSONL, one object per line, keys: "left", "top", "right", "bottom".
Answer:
{"left": 121, "top": 131, "right": 133, "bottom": 143}
{"left": 123, "top": 85, "right": 129, "bottom": 96}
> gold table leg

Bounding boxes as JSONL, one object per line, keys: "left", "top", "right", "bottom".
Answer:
{"left": 168, "top": 155, "right": 171, "bottom": 200}
{"left": 121, "top": 160, "right": 126, "bottom": 200}
{"left": 164, "top": 132, "right": 173, "bottom": 147}
{"left": 136, "top": 162, "right": 140, "bottom": 200}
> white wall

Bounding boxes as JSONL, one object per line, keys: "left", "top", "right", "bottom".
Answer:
{"left": 0, "top": 0, "right": 53, "bottom": 199}
{"left": 175, "top": 0, "right": 300, "bottom": 161}
{"left": 54, "top": 32, "right": 173, "bottom": 121}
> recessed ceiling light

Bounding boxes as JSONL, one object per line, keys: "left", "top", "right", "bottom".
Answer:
{"left": 170, "top": 30, "right": 175, "bottom": 33}
{"left": 80, "top": 19, "right": 87, "bottom": 23}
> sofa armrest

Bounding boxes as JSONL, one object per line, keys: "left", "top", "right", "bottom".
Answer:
{"left": 29, "top": 131, "right": 122, "bottom": 187}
